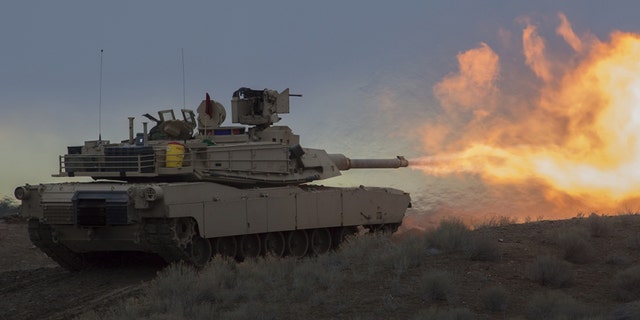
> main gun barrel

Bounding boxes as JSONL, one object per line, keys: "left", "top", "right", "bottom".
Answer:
{"left": 328, "top": 154, "right": 409, "bottom": 170}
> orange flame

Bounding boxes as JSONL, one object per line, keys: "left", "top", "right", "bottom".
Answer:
{"left": 413, "top": 13, "right": 640, "bottom": 214}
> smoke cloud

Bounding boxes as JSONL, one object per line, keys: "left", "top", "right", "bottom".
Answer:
{"left": 399, "top": 12, "right": 640, "bottom": 231}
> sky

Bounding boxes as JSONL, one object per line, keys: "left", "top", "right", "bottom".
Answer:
{"left": 3, "top": 1, "right": 640, "bottom": 221}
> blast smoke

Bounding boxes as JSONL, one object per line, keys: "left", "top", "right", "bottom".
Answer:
{"left": 399, "top": 12, "right": 640, "bottom": 232}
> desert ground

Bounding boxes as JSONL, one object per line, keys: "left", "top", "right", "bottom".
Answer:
{"left": 1, "top": 213, "right": 639, "bottom": 319}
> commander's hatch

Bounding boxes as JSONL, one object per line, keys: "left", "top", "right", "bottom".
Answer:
{"left": 143, "top": 109, "right": 195, "bottom": 128}
{"left": 143, "top": 109, "right": 197, "bottom": 140}
{"left": 159, "top": 109, "right": 176, "bottom": 121}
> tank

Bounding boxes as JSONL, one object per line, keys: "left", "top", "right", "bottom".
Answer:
{"left": 15, "top": 87, "right": 411, "bottom": 270}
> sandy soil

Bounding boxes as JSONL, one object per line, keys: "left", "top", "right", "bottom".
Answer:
{"left": 1, "top": 214, "right": 639, "bottom": 319}
{"left": 0, "top": 218, "right": 159, "bottom": 320}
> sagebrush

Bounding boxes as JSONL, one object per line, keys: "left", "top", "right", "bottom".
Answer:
{"left": 481, "top": 285, "right": 508, "bottom": 312}
{"left": 526, "top": 255, "right": 574, "bottom": 288}
{"left": 613, "top": 265, "right": 640, "bottom": 302}
{"left": 425, "top": 217, "right": 471, "bottom": 252}
{"left": 557, "top": 228, "right": 593, "bottom": 264}
{"left": 526, "top": 291, "right": 593, "bottom": 320}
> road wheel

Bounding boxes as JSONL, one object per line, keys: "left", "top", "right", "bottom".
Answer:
{"left": 310, "top": 228, "right": 332, "bottom": 255}
{"left": 239, "top": 234, "right": 261, "bottom": 259}
{"left": 287, "top": 230, "right": 308, "bottom": 258}
{"left": 188, "top": 235, "right": 212, "bottom": 268}
{"left": 264, "top": 232, "right": 286, "bottom": 257}
{"left": 216, "top": 236, "right": 237, "bottom": 258}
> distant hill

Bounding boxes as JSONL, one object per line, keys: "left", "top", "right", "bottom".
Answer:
{"left": 0, "top": 195, "right": 19, "bottom": 217}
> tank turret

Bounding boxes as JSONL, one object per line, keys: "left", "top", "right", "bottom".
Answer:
{"left": 55, "top": 87, "right": 409, "bottom": 187}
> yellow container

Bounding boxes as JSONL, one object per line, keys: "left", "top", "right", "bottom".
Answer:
{"left": 165, "top": 142, "right": 185, "bottom": 168}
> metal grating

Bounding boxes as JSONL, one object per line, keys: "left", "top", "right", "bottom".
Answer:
{"left": 72, "top": 191, "right": 129, "bottom": 226}
{"left": 43, "top": 204, "right": 74, "bottom": 225}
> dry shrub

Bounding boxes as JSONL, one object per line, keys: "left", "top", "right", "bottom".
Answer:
{"left": 389, "top": 234, "right": 427, "bottom": 276}
{"left": 466, "top": 235, "right": 502, "bottom": 261}
{"left": 628, "top": 233, "right": 640, "bottom": 251}
{"left": 587, "top": 213, "right": 613, "bottom": 238}
{"left": 102, "top": 261, "right": 234, "bottom": 320}
{"left": 526, "top": 255, "right": 574, "bottom": 288}
{"left": 425, "top": 217, "right": 471, "bottom": 252}
{"left": 88, "top": 231, "right": 433, "bottom": 320}
{"left": 526, "top": 291, "right": 593, "bottom": 320}
{"left": 220, "top": 302, "right": 278, "bottom": 320}
{"left": 606, "top": 255, "right": 632, "bottom": 266}
{"left": 481, "top": 285, "right": 508, "bottom": 312}
{"left": 338, "top": 233, "right": 394, "bottom": 281}
{"left": 419, "top": 270, "right": 454, "bottom": 302}
{"left": 290, "top": 255, "right": 344, "bottom": 302}
{"left": 475, "top": 215, "right": 518, "bottom": 229}
{"left": 381, "top": 294, "right": 399, "bottom": 312}
{"left": 410, "top": 307, "right": 474, "bottom": 320}
{"left": 557, "top": 228, "right": 593, "bottom": 264}
{"left": 610, "top": 300, "right": 640, "bottom": 320}
{"left": 339, "top": 233, "right": 391, "bottom": 265}
{"left": 613, "top": 266, "right": 640, "bottom": 302}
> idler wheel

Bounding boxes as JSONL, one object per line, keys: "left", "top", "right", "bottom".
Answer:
{"left": 216, "top": 236, "right": 237, "bottom": 258}
{"left": 310, "top": 228, "right": 332, "bottom": 255}
{"left": 239, "top": 234, "right": 262, "bottom": 259}
{"left": 287, "top": 230, "right": 309, "bottom": 258}
{"left": 264, "top": 232, "right": 286, "bottom": 257}
{"left": 188, "top": 235, "right": 212, "bottom": 268}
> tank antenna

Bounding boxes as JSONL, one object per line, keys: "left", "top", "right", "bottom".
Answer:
{"left": 181, "top": 48, "right": 186, "bottom": 109}
{"left": 98, "top": 49, "right": 104, "bottom": 142}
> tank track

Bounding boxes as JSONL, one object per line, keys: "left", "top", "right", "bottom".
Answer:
{"left": 28, "top": 219, "right": 87, "bottom": 271}
{"left": 142, "top": 218, "right": 193, "bottom": 264}
{"left": 29, "top": 218, "right": 401, "bottom": 270}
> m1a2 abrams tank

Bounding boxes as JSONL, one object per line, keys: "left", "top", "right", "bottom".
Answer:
{"left": 15, "top": 87, "right": 411, "bottom": 270}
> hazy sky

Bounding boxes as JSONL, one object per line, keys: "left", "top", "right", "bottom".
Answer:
{"left": 3, "top": 1, "right": 640, "bottom": 218}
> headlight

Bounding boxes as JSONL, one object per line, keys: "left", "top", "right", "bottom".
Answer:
{"left": 143, "top": 186, "right": 163, "bottom": 202}
{"left": 14, "top": 186, "right": 30, "bottom": 200}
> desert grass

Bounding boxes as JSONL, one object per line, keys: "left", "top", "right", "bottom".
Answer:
{"left": 95, "top": 261, "right": 234, "bottom": 320}
{"left": 387, "top": 234, "right": 427, "bottom": 276}
{"left": 465, "top": 234, "right": 502, "bottom": 261}
{"left": 418, "top": 270, "right": 454, "bottom": 302}
{"left": 606, "top": 254, "right": 632, "bottom": 266}
{"left": 76, "top": 214, "right": 640, "bottom": 319}
{"left": 613, "top": 265, "right": 640, "bottom": 302}
{"left": 587, "top": 213, "right": 613, "bottom": 238}
{"left": 628, "top": 232, "right": 640, "bottom": 251}
{"left": 556, "top": 228, "right": 593, "bottom": 264}
{"left": 410, "top": 307, "right": 474, "bottom": 320}
{"left": 425, "top": 217, "right": 471, "bottom": 252}
{"left": 526, "top": 255, "right": 574, "bottom": 288}
{"left": 610, "top": 300, "right": 640, "bottom": 319}
{"left": 474, "top": 215, "right": 518, "bottom": 229}
{"left": 480, "top": 285, "right": 508, "bottom": 312}
{"left": 526, "top": 291, "right": 593, "bottom": 320}
{"left": 82, "top": 231, "right": 444, "bottom": 320}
